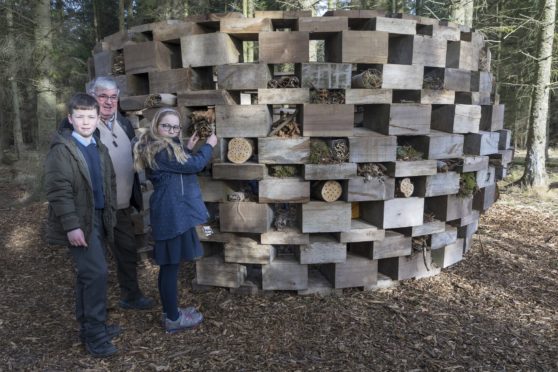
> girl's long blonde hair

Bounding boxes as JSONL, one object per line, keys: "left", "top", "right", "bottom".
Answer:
{"left": 133, "top": 108, "right": 189, "bottom": 171}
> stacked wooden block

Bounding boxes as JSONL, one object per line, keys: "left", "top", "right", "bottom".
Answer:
{"left": 90, "top": 10, "right": 511, "bottom": 293}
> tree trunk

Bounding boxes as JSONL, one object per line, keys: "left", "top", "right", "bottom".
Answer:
{"left": 35, "top": 0, "right": 58, "bottom": 151}
{"left": 452, "top": 0, "right": 474, "bottom": 27}
{"left": 521, "top": 0, "right": 555, "bottom": 187}
{"left": 92, "top": 0, "right": 100, "bottom": 42}
{"left": 242, "top": 0, "right": 254, "bottom": 62}
{"left": 6, "top": 1, "right": 24, "bottom": 158}
{"left": 119, "top": 0, "right": 125, "bottom": 31}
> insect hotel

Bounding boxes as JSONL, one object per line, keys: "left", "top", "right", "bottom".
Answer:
{"left": 90, "top": 9, "right": 511, "bottom": 294}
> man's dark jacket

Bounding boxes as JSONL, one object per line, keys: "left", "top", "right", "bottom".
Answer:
{"left": 59, "top": 113, "right": 143, "bottom": 211}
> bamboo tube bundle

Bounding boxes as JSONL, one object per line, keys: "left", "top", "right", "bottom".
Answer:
{"left": 227, "top": 137, "right": 254, "bottom": 164}
{"left": 351, "top": 68, "right": 382, "bottom": 88}
{"left": 312, "top": 180, "right": 342, "bottom": 202}
{"left": 396, "top": 177, "right": 414, "bottom": 198}
{"left": 144, "top": 93, "right": 177, "bottom": 108}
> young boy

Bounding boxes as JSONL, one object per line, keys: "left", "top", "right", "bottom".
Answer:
{"left": 45, "top": 93, "right": 119, "bottom": 358}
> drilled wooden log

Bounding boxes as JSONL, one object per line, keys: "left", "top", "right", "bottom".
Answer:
{"left": 312, "top": 180, "right": 342, "bottom": 202}
{"left": 227, "top": 138, "right": 254, "bottom": 164}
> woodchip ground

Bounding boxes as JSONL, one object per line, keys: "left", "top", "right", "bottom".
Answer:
{"left": 0, "top": 162, "right": 556, "bottom": 371}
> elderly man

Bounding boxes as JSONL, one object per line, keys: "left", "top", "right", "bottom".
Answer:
{"left": 59, "top": 76, "right": 154, "bottom": 310}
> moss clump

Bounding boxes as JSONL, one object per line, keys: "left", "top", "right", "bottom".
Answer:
{"left": 309, "top": 139, "right": 333, "bottom": 164}
{"left": 269, "top": 165, "right": 299, "bottom": 178}
{"left": 459, "top": 172, "right": 478, "bottom": 197}
{"left": 396, "top": 145, "right": 423, "bottom": 161}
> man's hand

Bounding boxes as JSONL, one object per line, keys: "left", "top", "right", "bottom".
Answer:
{"left": 67, "top": 228, "right": 88, "bottom": 247}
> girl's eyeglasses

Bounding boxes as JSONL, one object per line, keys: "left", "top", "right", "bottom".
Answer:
{"left": 159, "top": 123, "right": 182, "bottom": 132}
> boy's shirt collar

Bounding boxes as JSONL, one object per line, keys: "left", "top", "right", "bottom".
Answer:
{"left": 71, "top": 131, "right": 97, "bottom": 146}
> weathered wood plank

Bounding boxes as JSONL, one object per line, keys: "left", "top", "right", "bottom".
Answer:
{"left": 321, "top": 253, "right": 377, "bottom": 289}
{"left": 196, "top": 255, "right": 246, "bottom": 288}
{"left": 262, "top": 256, "right": 308, "bottom": 291}
{"left": 260, "top": 227, "right": 310, "bottom": 245}
{"left": 124, "top": 41, "right": 172, "bottom": 74}
{"left": 217, "top": 63, "right": 271, "bottom": 90}
{"left": 212, "top": 162, "right": 267, "bottom": 180}
{"left": 304, "top": 163, "right": 357, "bottom": 180}
{"left": 258, "top": 137, "right": 310, "bottom": 164}
{"left": 345, "top": 89, "right": 392, "bottom": 104}
{"left": 302, "top": 201, "right": 351, "bottom": 233}
{"left": 361, "top": 197, "right": 424, "bottom": 229}
{"left": 337, "top": 219, "right": 385, "bottom": 243}
{"left": 298, "top": 235, "right": 347, "bottom": 264}
{"left": 343, "top": 176, "right": 395, "bottom": 201}
{"left": 374, "top": 17, "right": 416, "bottom": 34}
{"left": 382, "top": 64, "right": 423, "bottom": 90}
{"left": 431, "top": 104, "right": 481, "bottom": 134}
{"left": 479, "top": 104, "right": 505, "bottom": 131}
{"left": 181, "top": 33, "right": 241, "bottom": 67}
{"left": 302, "top": 104, "right": 354, "bottom": 137}
{"left": 426, "top": 195, "right": 473, "bottom": 221}
{"left": 224, "top": 237, "right": 275, "bottom": 264}
{"left": 349, "top": 129, "right": 397, "bottom": 162}
{"left": 458, "top": 155, "right": 489, "bottom": 172}
{"left": 385, "top": 160, "right": 438, "bottom": 177}
{"left": 178, "top": 90, "right": 236, "bottom": 107}
{"left": 220, "top": 17, "right": 273, "bottom": 37}
{"left": 327, "top": 31, "right": 389, "bottom": 64}
{"left": 258, "top": 178, "right": 310, "bottom": 203}
{"left": 444, "top": 68, "right": 471, "bottom": 91}
{"left": 446, "top": 40, "right": 478, "bottom": 71}
{"left": 219, "top": 202, "right": 273, "bottom": 233}
{"left": 259, "top": 31, "right": 310, "bottom": 63}
{"left": 431, "top": 225, "right": 458, "bottom": 249}
{"left": 149, "top": 67, "right": 214, "bottom": 94}
{"left": 215, "top": 105, "right": 272, "bottom": 137}
{"left": 405, "top": 131, "right": 464, "bottom": 160}
{"left": 379, "top": 250, "right": 441, "bottom": 280}
{"left": 258, "top": 88, "right": 310, "bottom": 104}
{"left": 298, "top": 16, "right": 349, "bottom": 35}
{"left": 415, "top": 172, "right": 461, "bottom": 197}
{"left": 421, "top": 89, "right": 455, "bottom": 105}
{"left": 432, "top": 241, "right": 463, "bottom": 268}
{"left": 464, "top": 131, "right": 500, "bottom": 155}
{"left": 413, "top": 35, "right": 447, "bottom": 67}
{"left": 363, "top": 104, "right": 431, "bottom": 135}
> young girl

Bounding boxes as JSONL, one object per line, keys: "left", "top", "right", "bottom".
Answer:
{"left": 134, "top": 108, "right": 217, "bottom": 333}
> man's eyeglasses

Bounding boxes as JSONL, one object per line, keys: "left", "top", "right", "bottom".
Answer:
{"left": 95, "top": 94, "right": 118, "bottom": 102}
{"left": 159, "top": 123, "right": 182, "bottom": 132}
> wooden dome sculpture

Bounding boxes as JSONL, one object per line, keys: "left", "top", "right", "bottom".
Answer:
{"left": 91, "top": 9, "right": 511, "bottom": 294}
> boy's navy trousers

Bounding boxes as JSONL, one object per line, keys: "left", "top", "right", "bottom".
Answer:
{"left": 68, "top": 210, "right": 109, "bottom": 341}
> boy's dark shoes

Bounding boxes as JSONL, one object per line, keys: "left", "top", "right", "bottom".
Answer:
{"left": 85, "top": 339, "right": 118, "bottom": 358}
{"left": 80, "top": 324, "right": 122, "bottom": 343}
{"left": 119, "top": 295, "right": 155, "bottom": 310}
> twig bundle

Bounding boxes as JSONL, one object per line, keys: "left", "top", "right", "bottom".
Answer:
{"left": 267, "top": 76, "right": 300, "bottom": 88}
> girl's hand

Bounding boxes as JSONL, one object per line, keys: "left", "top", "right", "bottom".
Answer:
{"left": 187, "top": 131, "right": 200, "bottom": 150}
{"left": 67, "top": 228, "right": 88, "bottom": 247}
{"left": 206, "top": 133, "right": 218, "bottom": 148}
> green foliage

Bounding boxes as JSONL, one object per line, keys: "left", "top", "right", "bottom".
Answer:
{"left": 396, "top": 145, "right": 423, "bottom": 161}
{"left": 309, "top": 139, "right": 332, "bottom": 164}
{"left": 459, "top": 172, "right": 477, "bottom": 198}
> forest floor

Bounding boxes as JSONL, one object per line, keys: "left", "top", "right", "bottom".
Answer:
{"left": 0, "top": 156, "right": 557, "bottom": 371}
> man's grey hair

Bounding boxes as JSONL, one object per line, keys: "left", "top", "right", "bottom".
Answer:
{"left": 87, "top": 76, "right": 120, "bottom": 95}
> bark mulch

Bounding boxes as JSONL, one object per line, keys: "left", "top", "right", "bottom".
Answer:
{"left": 0, "top": 166, "right": 557, "bottom": 371}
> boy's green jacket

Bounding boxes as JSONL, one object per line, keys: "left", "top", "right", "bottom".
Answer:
{"left": 44, "top": 129, "right": 117, "bottom": 246}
